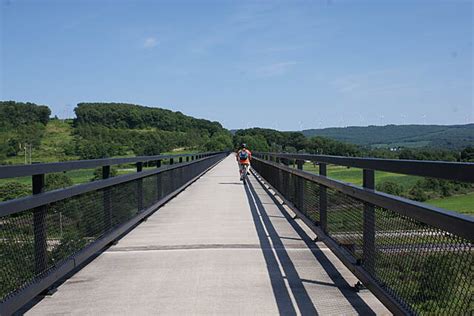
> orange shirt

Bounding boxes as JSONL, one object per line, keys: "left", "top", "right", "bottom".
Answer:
{"left": 237, "top": 149, "right": 252, "bottom": 164}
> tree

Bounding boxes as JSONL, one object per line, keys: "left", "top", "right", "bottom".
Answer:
{"left": 203, "top": 132, "right": 233, "bottom": 151}
{"left": 45, "top": 173, "right": 73, "bottom": 191}
{"left": 460, "top": 146, "right": 474, "bottom": 162}
{"left": 409, "top": 183, "right": 428, "bottom": 202}
{"left": 233, "top": 134, "right": 270, "bottom": 152}
{"left": 376, "top": 181, "right": 403, "bottom": 196}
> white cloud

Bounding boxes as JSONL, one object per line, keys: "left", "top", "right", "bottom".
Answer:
{"left": 143, "top": 37, "right": 158, "bottom": 48}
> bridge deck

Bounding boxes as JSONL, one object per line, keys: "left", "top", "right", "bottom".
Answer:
{"left": 27, "top": 155, "right": 389, "bottom": 315}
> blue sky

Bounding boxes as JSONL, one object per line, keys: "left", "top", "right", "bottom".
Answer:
{"left": 1, "top": 0, "right": 472, "bottom": 130}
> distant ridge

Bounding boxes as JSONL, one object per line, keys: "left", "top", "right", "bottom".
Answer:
{"left": 301, "top": 124, "right": 474, "bottom": 150}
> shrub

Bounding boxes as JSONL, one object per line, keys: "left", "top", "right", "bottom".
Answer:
{"left": 0, "top": 182, "right": 30, "bottom": 201}
{"left": 45, "top": 173, "right": 73, "bottom": 191}
{"left": 376, "top": 181, "right": 404, "bottom": 196}
{"left": 409, "top": 184, "right": 428, "bottom": 202}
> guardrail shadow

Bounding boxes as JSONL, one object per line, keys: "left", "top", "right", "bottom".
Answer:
{"left": 245, "top": 174, "right": 377, "bottom": 316}
{"left": 244, "top": 180, "right": 317, "bottom": 315}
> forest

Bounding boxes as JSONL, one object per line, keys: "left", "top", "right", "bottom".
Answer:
{"left": 73, "top": 103, "right": 233, "bottom": 158}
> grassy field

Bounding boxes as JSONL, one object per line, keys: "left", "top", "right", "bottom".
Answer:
{"left": 303, "top": 163, "right": 421, "bottom": 190}
{"left": 427, "top": 192, "right": 474, "bottom": 215}
{"left": 302, "top": 162, "right": 474, "bottom": 216}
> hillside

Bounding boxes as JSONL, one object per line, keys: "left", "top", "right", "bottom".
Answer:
{"left": 73, "top": 103, "right": 232, "bottom": 158}
{"left": 0, "top": 102, "right": 232, "bottom": 164}
{"left": 301, "top": 124, "right": 474, "bottom": 149}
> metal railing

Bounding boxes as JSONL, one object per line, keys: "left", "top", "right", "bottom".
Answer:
{"left": 0, "top": 152, "right": 227, "bottom": 315}
{"left": 252, "top": 152, "right": 473, "bottom": 315}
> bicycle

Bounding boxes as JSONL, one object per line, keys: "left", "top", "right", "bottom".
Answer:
{"left": 240, "top": 163, "right": 250, "bottom": 184}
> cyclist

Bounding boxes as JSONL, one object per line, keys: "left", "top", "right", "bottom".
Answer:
{"left": 236, "top": 143, "right": 252, "bottom": 181}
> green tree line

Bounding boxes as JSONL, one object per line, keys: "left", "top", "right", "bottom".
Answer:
{"left": 0, "top": 101, "right": 51, "bottom": 160}
{"left": 73, "top": 103, "right": 232, "bottom": 158}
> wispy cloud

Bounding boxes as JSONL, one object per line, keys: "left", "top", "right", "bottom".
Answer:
{"left": 143, "top": 37, "right": 158, "bottom": 48}
{"left": 255, "top": 61, "right": 298, "bottom": 77}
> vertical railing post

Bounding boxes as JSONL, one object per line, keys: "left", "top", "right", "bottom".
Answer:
{"left": 276, "top": 157, "right": 283, "bottom": 191}
{"left": 156, "top": 159, "right": 162, "bottom": 200}
{"left": 137, "top": 162, "right": 143, "bottom": 212}
{"left": 282, "top": 158, "right": 290, "bottom": 197}
{"left": 102, "top": 165, "right": 112, "bottom": 230}
{"left": 169, "top": 158, "right": 174, "bottom": 191}
{"left": 296, "top": 160, "right": 304, "bottom": 211}
{"left": 363, "top": 169, "right": 375, "bottom": 274}
{"left": 319, "top": 163, "right": 328, "bottom": 231}
{"left": 33, "top": 173, "right": 47, "bottom": 275}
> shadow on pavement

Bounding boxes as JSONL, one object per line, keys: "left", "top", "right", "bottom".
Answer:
{"left": 246, "top": 174, "right": 377, "bottom": 316}
{"left": 244, "top": 181, "right": 317, "bottom": 315}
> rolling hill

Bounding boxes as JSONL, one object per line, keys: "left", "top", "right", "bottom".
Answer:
{"left": 301, "top": 124, "right": 474, "bottom": 150}
{"left": 0, "top": 101, "right": 232, "bottom": 163}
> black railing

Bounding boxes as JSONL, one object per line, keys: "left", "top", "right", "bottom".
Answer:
{"left": 252, "top": 152, "right": 473, "bottom": 315}
{"left": 0, "top": 152, "right": 227, "bottom": 315}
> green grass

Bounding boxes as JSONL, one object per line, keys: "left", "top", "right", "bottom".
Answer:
{"left": 0, "top": 176, "right": 31, "bottom": 186}
{"left": 64, "top": 169, "right": 95, "bottom": 184}
{"left": 162, "top": 149, "right": 199, "bottom": 155}
{"left": 3, "top": 119, "right": 78, "bottom": 164}
{"left": 426, "top": 193, "right": 474, "bottom": 216}
{"left": 303, "top": 163, "right": 420, "bottom": 190}
{"left": 372, "top": 140, "right": 431, "bottom": 149}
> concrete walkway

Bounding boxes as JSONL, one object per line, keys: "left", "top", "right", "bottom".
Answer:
{"left": 27, "top": 155, "right": 389, "bottom": 315}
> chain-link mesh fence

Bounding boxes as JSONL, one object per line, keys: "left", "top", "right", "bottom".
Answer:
{"left": 0, "top": 155, "right": 223, "bottom": 305}
{"left": 251, "top": 157, "right": 473, "bottom": 315}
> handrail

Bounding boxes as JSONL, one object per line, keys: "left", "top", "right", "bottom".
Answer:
{"left": 0, "top": 152, "right": 224, "bottom": 179}
{"left": 251, "top": 154, "right": 474, "bottom": 314}
{"left": 0, "top": 153, "right": 228, "bottom": 315}
{"left": 252, "top": 156, "right": 474, "bottom": 241}
{"left": 0, "top": 157, "right": 211, "bottom": 217}
{"left": 254, "top": 152, "right": 474, "bottom": 182}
